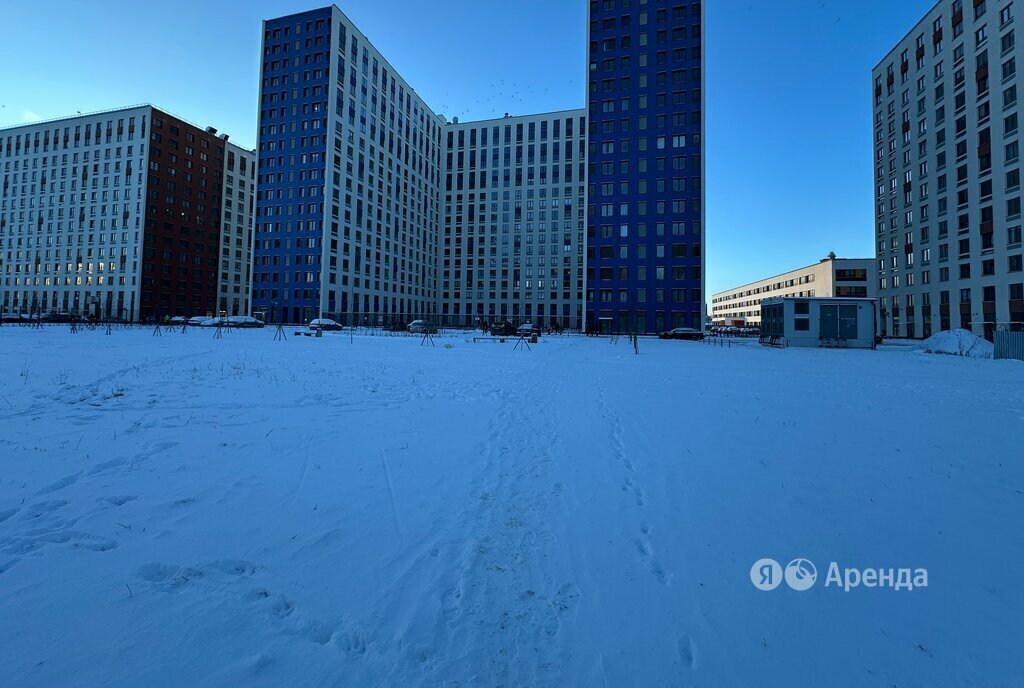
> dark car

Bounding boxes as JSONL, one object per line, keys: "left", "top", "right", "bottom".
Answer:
{"left": 488, "top": 321, "right": 517, "bottom": 337}
{"left": 658, "top": 327, "right": 704, "bottom": 341}
{"left": 309, "top": 318, "right": 343, "bottom": 331}
{"left": 516, "top": 323, "right": 539, "bottom": 338}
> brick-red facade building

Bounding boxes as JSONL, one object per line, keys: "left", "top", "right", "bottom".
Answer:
{"left": 140, "top": 110, "right": 226, "bottom": 319}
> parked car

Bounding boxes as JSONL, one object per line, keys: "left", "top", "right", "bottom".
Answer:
{"left": 169, "top": 316, "right": 189, "bottom": 326}
{"left": 226, "top": 316, "right": 265, "bottom": 329}
{"left": 407, "top": 319, "right": 438, "bottom": 334}
{"left": 308, "top": 318, "right": 343, "bottom": 332}
{"left": 199, "top": 317, "right": 227, "bottom": 327}
{"left": 41, "top": 313, "right": 78, "bottom": 323}
{"left": 658, "top": 327, "right": 704, "bottom": 341}
{"left": 188, "top": 316, "right": 212, "bottom": 326}
{"left": 487, "top": 321, "right": 516, "bottom": 337}
{"left": 2, "top": 312, "right": 44, "bottom": 323}
{"left": 517, "top": 323, "right": 539, "bottom": 338}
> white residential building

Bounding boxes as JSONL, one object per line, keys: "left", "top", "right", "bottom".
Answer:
{"left": 873, "top": 0, "right": 1024, "bottom": 339}
{"left": 441, "top": 111, "right": 587, "bottom": 329}
{"left": 220, "top": 142, "right": 256, "bottom": 316}
{"left": 0, "top": 106, "right": 151, "bottom": 320}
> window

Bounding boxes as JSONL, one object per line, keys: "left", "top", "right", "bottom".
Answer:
{"left": 1006, "top": 113, "right": 1020, "bottom": 137}
{"left": 1005, "top": 85, "right": 1019, "bottom": 109}
{"left": 1007, "top": 140, "right": 1020, "bottom": 163}
{"left": 1002, "top": 30, "right": 1016, "bottom": 54}
{"left": 1009, "top": 197, "right": 1022, "bottom": 219}
{"left": 1003, "top": 57, "right": 1017, "bottom": 81}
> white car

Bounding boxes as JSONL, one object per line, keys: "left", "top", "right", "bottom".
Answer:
{"left": 226, "top": 316, "right": 265, "bottom": 329}
{"left": 407, "top": 320, "right": 438, "bottom": 334}
{"left": 187, "top": 316, "right": 212, "bottom": 326}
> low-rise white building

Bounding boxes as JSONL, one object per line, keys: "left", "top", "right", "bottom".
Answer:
{"left": 711, "top": 254, "right": 876, "bottom": 326}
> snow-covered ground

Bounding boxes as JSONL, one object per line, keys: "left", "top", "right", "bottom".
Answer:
{"left": 0, "top": 325, "right": 1021, "bottom": 687}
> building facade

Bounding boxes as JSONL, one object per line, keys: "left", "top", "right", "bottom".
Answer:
{"left": 0, "top": 105, "right": 251, "bottom": 321}
{"left": 585, "top": 0, "right": 705, "bottom": 335}
{"left": 441, "top": 111, "right": 587, "bottom": 329}
{"left": 220, "top": 142, "right": 256, "bottom": 316}
{"left": 711, "top": 256, "right": 876, "bottom": 326}
{"left": 874, "top": 0, "right": 1024, "bottom": 339}
{"left": 252, "top": 6, "right": 444, "bottom": 326}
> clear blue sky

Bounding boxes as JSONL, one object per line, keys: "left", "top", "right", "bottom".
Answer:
{"left": 0, "top": 0, "right": 936, "bottom": 300}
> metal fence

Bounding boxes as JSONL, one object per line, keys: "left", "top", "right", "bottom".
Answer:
{"left": 994, "top": 331, "right": 1024, "bottom": 361}
{"left": 251, "top": 309, "right": 584, "bottom": 333}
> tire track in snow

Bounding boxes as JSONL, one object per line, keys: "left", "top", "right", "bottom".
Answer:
{"left": 379, "top": 448, "right": 405, "bottom": 543}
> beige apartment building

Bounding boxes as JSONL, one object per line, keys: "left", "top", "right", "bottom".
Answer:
{"left": 710, "top": 254, "right": 876, "bottom": 326}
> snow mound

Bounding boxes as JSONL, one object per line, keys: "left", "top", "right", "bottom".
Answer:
{"left": 916, "top": 329, "right": 994, "bottom": 359}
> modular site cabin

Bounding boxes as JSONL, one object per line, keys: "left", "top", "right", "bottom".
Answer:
{"left": 759, "top": 297, "right": 878, "bottom": 349}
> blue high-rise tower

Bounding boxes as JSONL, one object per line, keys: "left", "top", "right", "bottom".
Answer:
{"left": 586, "top": 1, "right": 705, "bottom": 335}
{"left": 253, "top": 6, "right": 443, "bottom": 326}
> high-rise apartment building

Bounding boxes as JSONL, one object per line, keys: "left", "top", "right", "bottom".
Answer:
{"left": 220, "top": 142, "right": 256, "bottom": 316}
{"left": 441, "top": 111, "right": 587, "bottom": 329}
{"left": 252, "top": 6, "right": 444, "bottom": 325}
{"left": 0, "top": 106, "right": 254, "bottom": 321}
{"left": 254, "top": 3, "right": 702, "bottom": 330}
{"left": 585, "top": 0, "right": 705, "bottom": 335}
{"left": 874, "top": 0, "right": 1023, "bottom": 339}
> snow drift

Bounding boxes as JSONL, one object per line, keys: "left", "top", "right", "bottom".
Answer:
{"left": 916, "top": 328, "right": 994, "bottom": 359}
